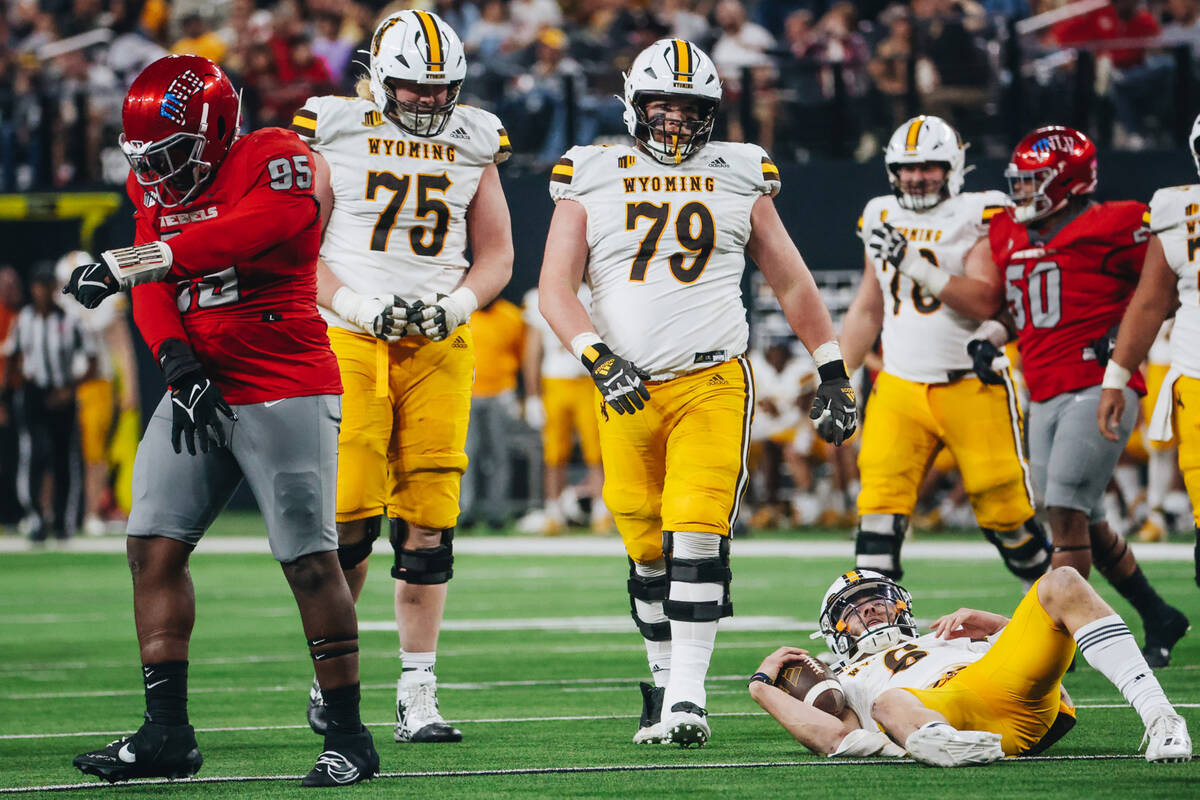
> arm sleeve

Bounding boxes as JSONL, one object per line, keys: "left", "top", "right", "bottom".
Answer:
{"left": 164, "top": 135, "right": 320, "bottom": 279}
{"left": 131, "top": 282, "right": 190, "bottom": 360}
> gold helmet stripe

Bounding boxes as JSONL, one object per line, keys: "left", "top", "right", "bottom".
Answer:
{"left": 673, "top": 39, "right": 691, "bottom": 82}
{"left": 904, "top": 118, "right": 925, "bottom": 153}
{"left": 414, "top": 10, "right": 443, "bottom": 72}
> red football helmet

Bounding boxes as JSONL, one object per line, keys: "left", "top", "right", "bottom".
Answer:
{"left": 120, "top": 55, "right": 240, "bottom": 208}
{"left": 1004, "top": 126, "right": 1097, "bottom": 224}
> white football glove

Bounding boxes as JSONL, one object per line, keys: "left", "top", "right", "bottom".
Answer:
{"left": 331, "top": 287, "right": 408, "bottom": 342}
{"left": 411, "top": 287, "right": 478, "bottom": 342}
{"left": 524, "top": 396, "right": 546, "bottom": 430}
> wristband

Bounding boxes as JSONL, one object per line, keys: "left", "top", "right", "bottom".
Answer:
{"left": 748, "top": 672, "right": 773, "bottom": 686}
{"left": 904, "top": 256, "right": 951, "bottom": 297}
{"left": 156, "top": 338, "right": 203, "bottom": 388}
{"left": 813, "top": 341, "right": 849, "bottom": 381}
{"left": 1101, "top": 360, "right": 1132, "bottom": 390}
{"left": 101, "top": 241, "right": 173, "bottom": 288}
{"left": 579, "top": 341, "right": 612, "bottom": 372}
{"left": 571, "top": 331, "right": 603, "bottom": 362}
{"left": 445, "top": 285, "right": 479, "bottom": 317}
{"left": 971, "top": 319, "right": 1009, "bottom": 349}
{"left": 331, "top": 286, "right": 367, "bottom": 322}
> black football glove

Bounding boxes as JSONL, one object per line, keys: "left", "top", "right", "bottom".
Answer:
{"left": 582, "top": 343, "right": 651, "bottom": 415}
{"left": 810, "top": 361, "right": 857, "bottom": 446}
{"left": 62, "top": 261, "right": 120, "bottom": 309}
{"left": 966, "top": 339, "right": 1006, "bottom": 386}
{"left": 1090, "top": 334, "right": 1116, "bottom": 368}
{"left": 158, "top": 339, "right": 238, "bottom": 455}
{"left": 409, "top": 290, "right": 474, "bottom": 342}
{"left": 867, "top": 220, "right": 908, "bottom": 270}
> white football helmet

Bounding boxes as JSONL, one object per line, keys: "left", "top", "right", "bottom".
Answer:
{"left": 622, "top": 38, "right": 722, "bottom": 165}
{"left": 1190, "top": 112, "right": 1200, "bottom": 179}
{"left": 368, "top": 9, "right": 466, "bottom": 137}
{"left": 816, "top": 570, "right": 917, "bottom": 662}
{"left": 884, "top": 115, "right": 966, "bottom": 211}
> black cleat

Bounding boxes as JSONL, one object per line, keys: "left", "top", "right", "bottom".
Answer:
{"left": 302, "top": 726, "right": 380, "bottom": 787}
{"left": 73, "top": 722, "right": 202, "bottom": 783}
{"left": 307, "top": 678, "right": 329, "bottom": 735}
{"left": 633, "top": 682, "right": 666, "bottom": 744}
{"left": 1143, "top": 605, "right": 1190, "bottom": 668}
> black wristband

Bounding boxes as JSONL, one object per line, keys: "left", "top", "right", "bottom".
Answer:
{"left": 157, "top": 338, "right": 203, "bottom": 388}
{"left": 748, "top": 672, "right": 773, "bottom": 687}
{"left": 817, "top": 359, "right": 849, "bottom": 382}
{"left": 580, "top": 341, "right": 612, "bottom": 372}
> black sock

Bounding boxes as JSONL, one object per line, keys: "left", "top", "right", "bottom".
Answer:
{"left": 1112, "top": 567, "right": 1169, "bottom": 623}
{"left": 1193, "top": 528, "right": 1199, "bottom": 589}
{"left": 322, "top": 683, "right": 362, "bottom": 733}
{"left": 142, "top": 660, "right": 188, "bottom": 726}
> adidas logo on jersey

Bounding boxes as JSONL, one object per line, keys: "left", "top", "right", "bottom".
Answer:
{"left": 707, "top": 374, "right": 729, "bottom": 386}
{"left": 449, "top": 127, "right": 471, "bottom": 140}
{"left": 707, "top": 157, "right": 730, "bottom": 169}
{"left": 451, "top": 335, "right": 468, "bottom": 349}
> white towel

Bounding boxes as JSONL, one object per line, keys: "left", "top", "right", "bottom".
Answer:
{"left": 1147, "top": 365, "right": 1183, "bottom": 442}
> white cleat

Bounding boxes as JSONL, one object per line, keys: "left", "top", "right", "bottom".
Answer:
{"left": 1144, "top": 713, "right": 1192, "bottom": 763}
{"left": 394, "top": 672, "right": 462, "bottom": 743}
{"left": 905, "top": 723, "right": 1004, "bottom": 767}
{"left": 663, "top": 702, "right": 710, "bottom": 748}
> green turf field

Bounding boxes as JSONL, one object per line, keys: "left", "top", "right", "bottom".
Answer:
{"left": 1, "top": 516, "right": 1197, "bottom": 797}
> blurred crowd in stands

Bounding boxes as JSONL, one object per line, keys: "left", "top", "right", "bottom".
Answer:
{"left": 3, "top": 0, "right": 1200, "bottom": 191}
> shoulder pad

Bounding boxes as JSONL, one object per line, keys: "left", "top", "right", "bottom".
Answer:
{"left": 290, "top": 96, "right": 376, "bottom": 146}
{"left": 548, "top": 145, "right": 607, "bottom": 200}
{"left": 1149, "top": 185, "right": 1200, "bottom": 233}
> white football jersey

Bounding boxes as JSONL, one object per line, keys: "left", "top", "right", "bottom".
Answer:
{"left": 293, "top": 96, "right": 510, "bottom": 333}
{"left": 836, "top": 634, "right": 989, "bottom": 731}
{"left": 747, "top": 350, "right": 816, "bottom": 440}
{"left": 523, "top": 287, "right": 590, "bottom": 379}
{"left": 549, "top": 141, "right": 780, "bottom": 379}
{"left": 1148, "top": 186, "right": 1200, "bottom": 377}
{"left": 858, "top": 191, "right": 1010, "bottom": 383}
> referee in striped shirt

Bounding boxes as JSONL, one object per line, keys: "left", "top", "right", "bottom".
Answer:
{"left": 0, "top": 261, "right": 96, "bottom": 540}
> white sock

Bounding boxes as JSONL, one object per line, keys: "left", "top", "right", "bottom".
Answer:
{"left": 664, "top": 531, "right": 723, "bottom": 712}
{"left": 1075, "top": 615, "right": 1175, "bottom": 727}
{"left": 400, "top": 650, "right": 436, "bottom": 675}
{"left": 634, "top": 560, "right": 671, "bottom": 687}
{"left": 1113, "top": 464, "right": 1140, "bottom": 507}
{"left": 1147, "top": 449, "right": 1173, "bottom": 511}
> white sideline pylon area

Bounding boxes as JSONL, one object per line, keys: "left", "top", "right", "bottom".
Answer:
{"left": 0, "top": 535, "right": 1195, "bottom": 561}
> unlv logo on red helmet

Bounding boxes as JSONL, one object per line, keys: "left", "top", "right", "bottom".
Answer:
{"left": 159, "top": 70, "right": 205, "bottom": 125}
{"left": 1005, "top": 126, "right": 1097, "bottom": 225}
{"left": 120, "top": 55, "right": 240, "bottom": 209}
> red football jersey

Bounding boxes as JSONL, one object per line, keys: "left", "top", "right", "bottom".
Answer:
{"left": 990, "top": 201, "right": 1148, "bottom": 403}
{"left": 129, "top": 127, "right": 341, "bottom": 404}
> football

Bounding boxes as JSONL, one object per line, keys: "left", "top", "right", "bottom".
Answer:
{"left": 774, "top": 654, "right": 846, "bottom": 716}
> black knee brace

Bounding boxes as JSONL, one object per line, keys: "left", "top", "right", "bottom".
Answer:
{"left": 389, "top": 520, "right": 454, "bottom": 584}
{"left": 661, "top": 532, "right": 733, "bottom": 622}
{"left": 1089, "top": 524, "right": 1129, "bottom": 572}
{"left": 982, "top": 519, "right": 1051, "bottom": 582}
{"left": 855, "top": 514, "right": 908, "bottom": 580}
{"left": 336, "top": 516, "right": 382, "bottom": 570}
{"left": 627, "top": 558, "right": 671, "bottom": 641}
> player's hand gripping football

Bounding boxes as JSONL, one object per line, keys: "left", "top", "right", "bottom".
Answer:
{"left": 753, "top": 646, "right": 810, "bottom": 683}
{"left": 157, "top": 339, "right": 238, "bottom": 456}
{"left": 811, "top": 376, "right": 857, "bottom": 446}
{"left": 867, "top": 220, "right": 908, "bottom": 271}
{"left": 62, "top": 261, "right": 120, "bottom": 309}
{"left": 583, "top": 345, "right": 651, "bottom": 415}
{"left": 966, "top": 338, "right": 1006, "bottom": 385}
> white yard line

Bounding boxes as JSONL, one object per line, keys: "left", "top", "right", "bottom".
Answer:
{"left": 2, "top": 704, "right": 1196, "bottom": 740}
{"left": 1, "top": 535, "right": 1194, "bottom": 561}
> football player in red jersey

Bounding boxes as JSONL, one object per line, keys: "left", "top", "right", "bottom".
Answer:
{"left": 971, "top": 126, "right": 1188, "bottom": 667}
{"left": 62, "top": 55, "right": 379, "bottom": 786}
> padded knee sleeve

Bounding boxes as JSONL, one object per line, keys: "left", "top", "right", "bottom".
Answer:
{"left": 982, "top": 519, "right": 1051, "bottom": 582}
{"left": 627, "top": 558, "right": 671, "bottom": 641}
{"left": 662, "top": 532, "right": 733, "bottom": 621}
{"left": 390, "top": 520, "right": 454, "bottom": 584}
{"left": 855, "top": 514, "right": 908, "bottom": 580}
{"left": 336, "top": 516, "right": 382, "bottom": 570}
